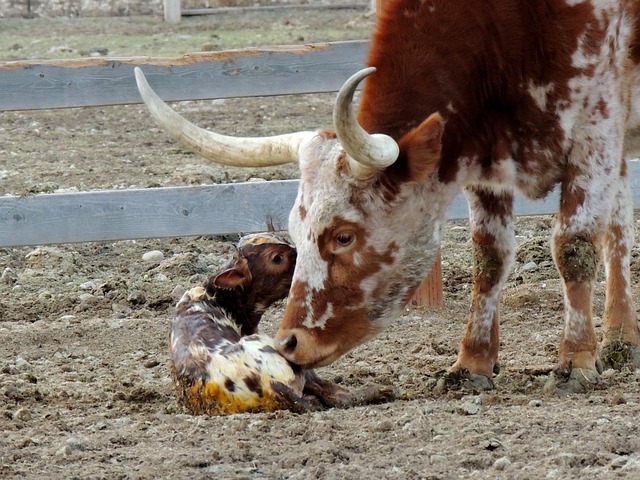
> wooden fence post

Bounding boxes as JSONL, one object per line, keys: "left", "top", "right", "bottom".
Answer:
{"left": 164, "top": 0, "right": 181, "bottom": 23}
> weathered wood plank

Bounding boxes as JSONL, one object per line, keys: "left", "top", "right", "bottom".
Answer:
{"left": 0, "top": 180, "right": 299, "bottom": 247}
{"left": 0, "top": 41, "right": 369, "bottom": 111}
{"left": 4, "top": 161, "right": 640, "bottom": 247}
{"left": 182, "top": 4, "right": 369, "bottom": 16}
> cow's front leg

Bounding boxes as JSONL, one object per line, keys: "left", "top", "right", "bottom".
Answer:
{"left": 451, "top": 186, "right": 515, "bottom": 381}
{"left": 600, "top": 161, "right": 640, "bottom": 368}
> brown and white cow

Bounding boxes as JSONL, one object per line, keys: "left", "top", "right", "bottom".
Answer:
{"left": 135, "top": 0, "right": 640, "bottom": 391}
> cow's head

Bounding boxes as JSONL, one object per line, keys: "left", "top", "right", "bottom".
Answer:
{"left": 135, "top": 67, "right": 446, "bottom": 368}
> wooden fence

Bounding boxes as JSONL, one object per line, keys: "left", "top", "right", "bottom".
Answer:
{"left": 0, "top": 41, "right": 369, "bottom": 246}
{"left": 3, "top": 38, "right": 640, "bottom": 246}
{"left": 3, "top": 37, "right": 640, "bottom": 306}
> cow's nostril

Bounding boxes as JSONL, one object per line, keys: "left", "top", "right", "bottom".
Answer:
{"left": 279, "top": 333, "right": 297, "bottom": 354}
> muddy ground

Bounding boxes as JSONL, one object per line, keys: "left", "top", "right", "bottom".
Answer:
{"left": 2, "top": 7, "right": 640, "bottom": 480}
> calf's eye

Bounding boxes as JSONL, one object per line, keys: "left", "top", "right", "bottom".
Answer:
{"left": 272, "top": 254, "right": 283, "bottom": 264}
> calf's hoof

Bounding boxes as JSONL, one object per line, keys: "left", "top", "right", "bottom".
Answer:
{"left": 599, "top": 341, "right": 640, "bottom": 371}
{"left": 322, "top": 384, "right": 396, "bottom": 409}
{"left": 544, "top": 366, "right": 600, "bottom": 394}
{"left": 349, "top": 384, "right": 396, "bottom": 406}
{"left": 434, "top": 368, "right": 494, "bottom": 394}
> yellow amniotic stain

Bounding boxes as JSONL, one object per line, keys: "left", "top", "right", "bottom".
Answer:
{"left": 183, "top": 378, "right": 283, "bottom": 415}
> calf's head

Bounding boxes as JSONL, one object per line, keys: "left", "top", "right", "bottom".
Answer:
{"left": 206, "top": 232, "right": 296, "bottom": 335}
{"left": 135, "top": 67, "right": 445, "bottom": 368}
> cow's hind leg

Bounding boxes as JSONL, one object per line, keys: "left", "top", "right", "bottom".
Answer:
{"left": 548, "top": 137, "right": 623, "bottom": 392}
{"left": 447, "top": 186, "right": 515, "bottom": 389}
{"left": 599, "top": 161, "right": 640, "bottom": 369}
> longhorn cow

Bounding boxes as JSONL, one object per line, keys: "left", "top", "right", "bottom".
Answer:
{"left": 135, "top": 0, "right": 640, "bottom": 390}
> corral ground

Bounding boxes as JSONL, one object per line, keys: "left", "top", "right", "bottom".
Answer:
{"left": 1, "top": 7, "right": 640, "bottom": 479}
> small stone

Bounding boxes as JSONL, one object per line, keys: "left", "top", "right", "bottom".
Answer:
{"left": 142, "top": 250, "right": 164, "bottom": 263}
{"left": 49, "top": 45, "right": 74, "bottom": 54}
{"left": 171, "top": 284, "right": 186, "bottom": 299}
{"left": 494, "top": 457, "right": 511, "bottom": 470}
{"left": 371, "top": 419, "right": 394, "bottom": 432}
{"left": 37, "top": 290, "right": 52, "bottom": 301}
{"left": 610, "top": 456, "right": 628, "bottom": 469}
{"left": 430, "top": 454, "right": 448, "bottom": 463}
{"left": 112, "top": 303, "right": 133, "bottom": 317}
{"left": 79, "top": 280, "right": 98, "bottom": 290}
{"left": 55, "top": 437, "right": 86, "bottom": 456}
{"left": 459, "top": 402, "right": 480, "bottom": 415}
{"left": 519, "top": 261, "right": 537, "bottom": 272}
{"left": 89, "top": 421, "right": 108, "bottom": 432}
{"left": 88, "top": 46, "right": 108, "bottom": 57}
{"left": 143, "top": 359, "right": 160, "bottom": 369}
{"left": 554, "top": 453, "right": 578, "bottom": 467}
{"left": 608, "top": 393, "right": 627, "bottom": 405}
{"left": 65, "top": 437, "right": 86, "bottom": 452}
{"left": 1, "top": 268, "right": 17, "bottom": 285}
{"left": 528, "top": 399, "right": 542, "bottom": 407}
{"left": 78, "top": 293, "right": 95, "bottom": 302}
{"left": 13, "top": 407, "right": 31, "bottom": 422}
{"left": 457, "top": 396, "right": 482, "bottom": 415}
{"left": 55, "top": 444, "right": 73, "bottom": 457}
{"left": 15, "top": 357, "right": 31, "bottom": 369}
{"left": 154, "top": 273, "right": 168, "bottom": 282}
{"left": 126, "top": 290, "right": 146, "bottom": 305}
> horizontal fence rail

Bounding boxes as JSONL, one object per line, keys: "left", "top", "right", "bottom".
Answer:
{"left": 0, "top": 41, "right": 368, "bottom": 111}
{"left": 182, "top": 3, "right": 370, "bottom": 16}
{"left": 3, "top": 163, "right": 640, "bottom": 247}
{"left": 162, "top": 0, "right": 370, "bottom": 22}
{"left": 0, "top": 181, "right": 298, "bottom": 247}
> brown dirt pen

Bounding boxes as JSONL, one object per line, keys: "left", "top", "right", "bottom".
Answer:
{"left": 1, "top": 5, "right": 640, "bottom": 479}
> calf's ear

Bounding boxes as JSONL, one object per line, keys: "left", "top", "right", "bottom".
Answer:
{"left": 212, "top": 257, "right": 252, "bottom": 290}
{"left": 397, "top": 112, "right": 444, "bottom": 183}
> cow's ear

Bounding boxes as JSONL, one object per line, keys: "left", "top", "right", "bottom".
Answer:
{"left": 397, "top": 112, "right": 444, "bottom": 183}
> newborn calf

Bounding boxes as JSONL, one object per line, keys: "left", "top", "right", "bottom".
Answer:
{"left": 170, "top": 233, "right": 362, "bottom": 415}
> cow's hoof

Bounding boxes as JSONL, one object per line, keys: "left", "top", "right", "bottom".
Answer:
{"left": 599, "top": 341, "right": 640, "bottom": 371}
{"left": 544, "top": 367, "right": 600, "bottom": 394}
{"left": 434, "top": 368, "right": 494, "bottom": 394}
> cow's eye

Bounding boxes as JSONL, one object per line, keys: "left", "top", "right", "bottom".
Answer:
{"left": 272, "top": 253, "right": 283, "bottom": 264}
{"left": 335, "top": 231, "right": 355, "bottom": 248}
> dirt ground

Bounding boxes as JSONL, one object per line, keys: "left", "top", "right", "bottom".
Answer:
{"left": 2, "top": 7, "right": 640, "bottom": 480}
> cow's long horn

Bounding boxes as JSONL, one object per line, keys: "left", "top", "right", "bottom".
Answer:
{"left": 134, "top": 67, "right": 308, "bottom": 167}
{"left": 333, "top": 67, "right": 399, "bottom": 178}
